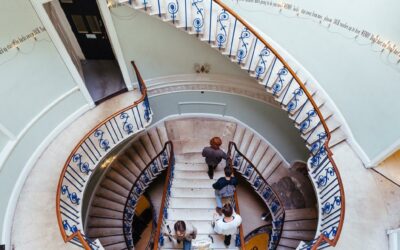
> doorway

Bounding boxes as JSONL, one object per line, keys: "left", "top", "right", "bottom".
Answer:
{"left": 46, "top": 0, "right": 127, "bottom": 104}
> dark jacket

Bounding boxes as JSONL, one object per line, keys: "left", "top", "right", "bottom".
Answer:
{"left": 212, "top": 177, "right": 238, "bottom": 190}
{"left": 202, "top": 146, "right": 227, "bottom": 166}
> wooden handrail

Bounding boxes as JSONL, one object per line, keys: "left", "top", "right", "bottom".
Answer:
{"left": 56, "top": 61, "right": 149, "bottom": 248}
{"left": 209, "top": 2, "right": 345, "bottom": 248}
{"left": 228, "top": 142, "right": 285, "bottom": 209}
{"left": 153, "top": 142, "right": 174, "bottom": 250}
{"left": 213, "top": 0, "right": 330, "bottom": 141}
{"left": 233, "top": 181, "right": 246, "bottom": 249}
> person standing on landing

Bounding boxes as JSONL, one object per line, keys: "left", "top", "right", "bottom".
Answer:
{"left": 202, "top": 137, "right": 228, "bottom": 179}
{"left": 213, "top": 167, "right": 238, "bottom": 215}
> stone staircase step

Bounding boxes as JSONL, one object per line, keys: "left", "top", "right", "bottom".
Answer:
{"left": 285, "top": 208, "right": 318, "bottom": 221}
{"left": 280, "top": 230, "right": 315, "bottom": 241}
{"left": 161, "top": 234, "right": 239, "bottom": 249}
{"left": 170, "top": 187, "right": 215, "bottom": 198}
{"left": 169, "top": 197, "right": 216, "bottom": 209}
{"left": 172, "top": 179, "right": 216, "bottom": 188}
{"left": 89, "top": 207, "right": 123, "bottom": 220}
{"left": 167, "top": 208, "right": 215, "bottom": 221}
{"left": 87, "top": 227, "right": 124, "bottom": 238}
{"left": 174, "top": 169, "right": 225, "bottom": 179}
{"left": 87, "top": 217, "right": 123, "bottom": 228}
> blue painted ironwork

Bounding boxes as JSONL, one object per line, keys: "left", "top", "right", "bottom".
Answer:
{"left": 317, "top": 167, "right": 335, "bottom": 188}
{"left": 272, "top": 67, "right": 288, "bottom": 95}
{"left": 94, "top": 129, "right": 110, "bottom": 151}
{"left": 216, "top": 10, "right": 229, "bottom": 48}
{"left": 61, "top": 185, "right": 80, "bottom": 205}
{"left": 300, "top": 110, "right": 317, "bottom": 133}
{"left": 192, "top": 0, "right": 204, "bottom": 34}
{"left": 63, "top": 220, "right": 78, "bottom": 234}
{"left": 72, "top": 153, "right": 92, "bottom": 175}
{"left": 322, "top": 196, "right": 341, "bottom": 215}
{"left": 237, "top": 28, "right": 251, "bottom": 63}
{"left": 287, "top": 88, "right": 304, "bottom": 112}
{"left": 167, "top": 0, "right": 179, "bottom": 23}
{"left": 120, "top": 112, "right": 134, "bottom": 134}
{"left": 255, "top": 47, "right": 270, "bottom": 79}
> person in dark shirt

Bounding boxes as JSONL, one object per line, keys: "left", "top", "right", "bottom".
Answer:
{"left": 202, "top": 137, "right": 228, "bottom": 179}
{"left": 212, "top": 167, "right": 238, "bottom": 215}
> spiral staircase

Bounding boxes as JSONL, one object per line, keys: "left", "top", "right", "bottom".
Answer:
{"left": 54, "top": 0, "right": 349, "bottom": 248}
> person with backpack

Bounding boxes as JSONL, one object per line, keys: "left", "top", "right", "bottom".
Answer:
{"left": 212, "top": 203, "right": 242, "bottom": 247}
{"left": 212, "top": 167, "right": 238, "bottom": 215}
{"left": 202, "top": 137, "right": 228, "bottom": 179}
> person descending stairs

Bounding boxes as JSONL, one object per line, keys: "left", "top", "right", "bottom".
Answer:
{"left": 160, "top": 138, "right": 242, "bottom": 249}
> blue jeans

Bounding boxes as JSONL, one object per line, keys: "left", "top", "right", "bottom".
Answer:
{"left": 183, "top": 239, "right": 191, "bottom": 250}
{"left": 215, "top": 190, "right": 223, "bottom": 208}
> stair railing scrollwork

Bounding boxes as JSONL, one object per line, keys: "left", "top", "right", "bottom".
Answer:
{"left": 123, "top": 141, "right": 174, "bottom": 249}
{"left": 228, "top": 141, "right": 285, "bottom": 250}
{"left": 56, "top": 61, "right": 151, "bottom": 250}
{"left": 153, "top": 143, "right": 175, "bottom": 250}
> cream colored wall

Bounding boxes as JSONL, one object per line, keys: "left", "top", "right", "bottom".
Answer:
{"left": 376, "top": 150, "right": 400, "bottom": 185}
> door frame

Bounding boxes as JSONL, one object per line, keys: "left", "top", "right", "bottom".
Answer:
{"left": 31, "top": 0, "right": 134, "bottom": 102}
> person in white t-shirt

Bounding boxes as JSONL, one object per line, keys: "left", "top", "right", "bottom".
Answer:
{"left": 212, "top": 203, "right": 242, "bottom": 247}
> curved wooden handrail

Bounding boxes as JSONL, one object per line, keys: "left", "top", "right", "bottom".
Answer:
{"left": 56, "top": 61, "right": 149, "bottom": 249}
{"left": 209, "top": 2, "right": 345, "bottom": 248}
{"left": 232, "top": 171, "right": 246, "bottom": 249}
{"left": 122, "top": 141, "right": 174, "bottom": 248}
{"left": 153, "top": 142, "right": 174, "bottom": 250}
{"left": 213, "top": 0, "right": 330, "bottom": 141}
{"left": 228, "top": 142, "right": 285, "bottom": 209}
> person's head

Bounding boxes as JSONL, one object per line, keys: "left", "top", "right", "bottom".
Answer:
{"left": 222, "top": 203, "right": 233, "bottom": 217}
{"left": 174, "top": 221, "right": 186, "bottom": 237}
{"left": 224, "top": 167, "right": 232, "bottom": 177}
{"left": 210, "top": 137, "right": 222, "bottom": 149}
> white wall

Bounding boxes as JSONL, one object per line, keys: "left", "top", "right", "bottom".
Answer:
{"left": 110, "top": 6, "right": 251, "bottom": 80}
{"left": 0, "top": 0, "right": 89, "bottom": 245}
{"left": 222, "top": 0, "right": 400, "bottom": 163}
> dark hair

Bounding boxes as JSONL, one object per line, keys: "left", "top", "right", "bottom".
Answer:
{"left": 174, "top": 220, "right": 186, "bottom": 232}
{"left": 222, "top": 203, "right": 233, "bottom": 217}
{"left": 224, "top": 167, "right": 232, "bottom": 177}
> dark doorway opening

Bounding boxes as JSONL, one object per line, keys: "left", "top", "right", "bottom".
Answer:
{"left": 48, "top": 0, "right": 127, "bottom": 104}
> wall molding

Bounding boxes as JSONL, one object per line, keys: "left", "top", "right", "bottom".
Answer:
{"left": 0, "top": 86, "right": 80, "bottom": 172}
{"left": 1, "top": 103, "right": 90, "bottom": 249}
{"left": 146, "top": 74, "right": 280, "bottom": 108}
{"left": 368, "top": 137, "right": 400, "bottom": 168}
{"left": 145, "top": 113, "right": 291, "bottom": 166}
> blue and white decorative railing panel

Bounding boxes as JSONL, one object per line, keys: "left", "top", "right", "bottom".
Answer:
{"left": 296, "top": 147, "right": 343, "bottom": 250}
{"left": 58, "top": 104, "right": 152, "bottom": 237}
{"left": 123, "top": 142, "right": 174, "bottom": 249}
{"left": 229, "top": 143, "right": 284, "bottom": 250}
{"left": 156, "top": 149, "right": 175, "bottom": 248}
{"left": 57, "top": 62, "right": 152, "bottom": 249}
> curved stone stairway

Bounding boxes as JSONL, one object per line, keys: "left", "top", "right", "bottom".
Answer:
{"left": 161, "top": 153, "right": 239, "bottom": 249}
{"left": 86, "top": 125, "right": 169, "bottom": 249}
{"left": 85, "top": 117, "right": 326, "bottom": 249}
